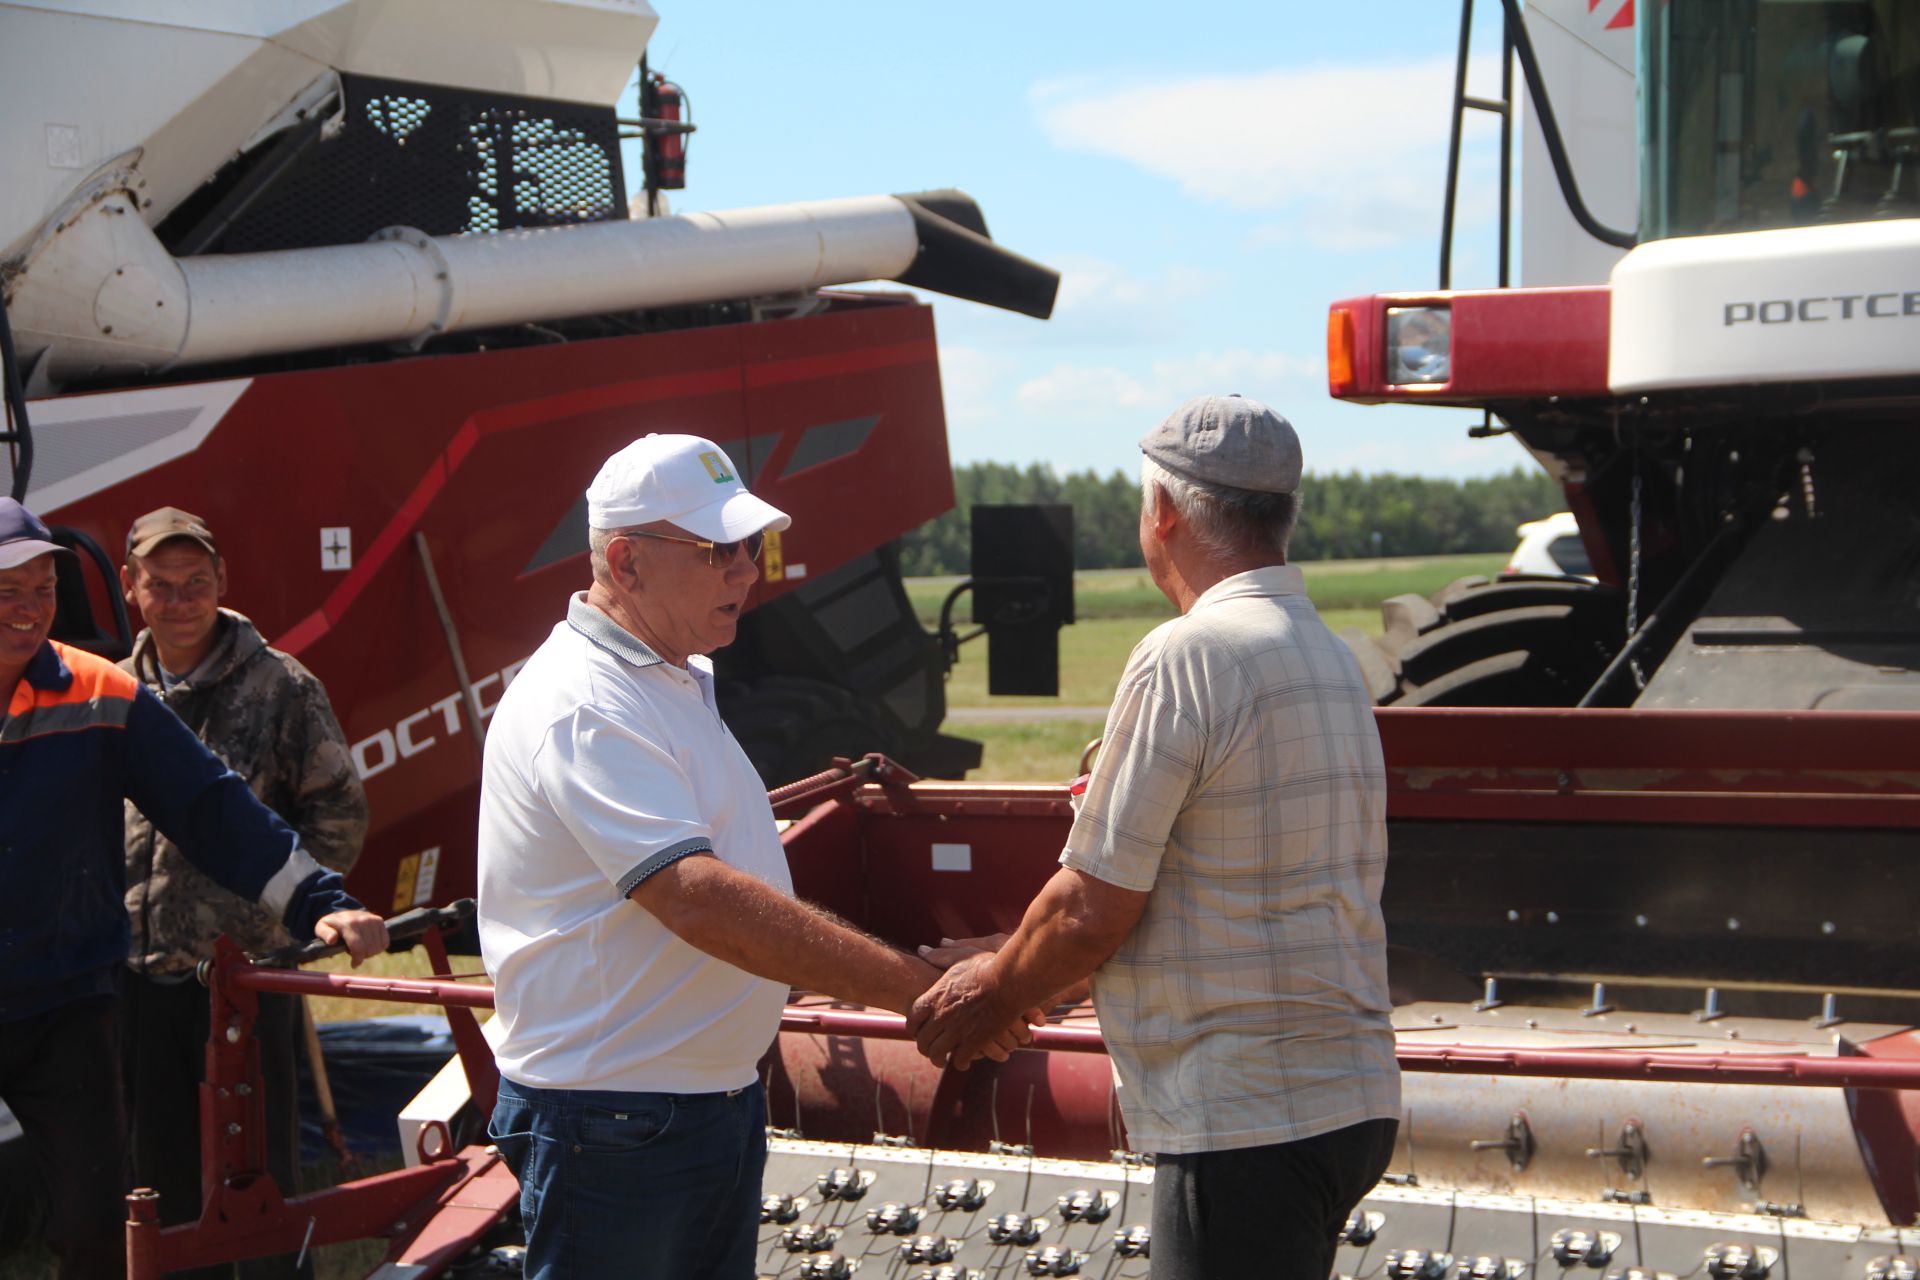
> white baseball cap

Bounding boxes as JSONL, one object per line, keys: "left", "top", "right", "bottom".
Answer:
{"left": 586, "top": 434, "right": 791, "bottom": 540}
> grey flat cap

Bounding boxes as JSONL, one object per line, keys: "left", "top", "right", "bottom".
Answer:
{"left": 1140, "top": 394, "right": 1302, "bottom": 494}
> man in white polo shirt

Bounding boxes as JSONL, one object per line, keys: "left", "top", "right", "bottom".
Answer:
{"left": 479, "top": 434, "right": 1016, "bottom": 1280}
{"left": 910, "top": 396, "right": 1401, "bottom": 1280}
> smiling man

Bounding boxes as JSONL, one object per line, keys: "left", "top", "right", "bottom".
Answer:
{"left": 0, "top": 497, "right": 385, "bottom": 1280}
{"left": 476, "top": 435, "right": 1012, "bottom": 1280}
{"left": 118, "top": 506, "right": 368, "bottom": 1280}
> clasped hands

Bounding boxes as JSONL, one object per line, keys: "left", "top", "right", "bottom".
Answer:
{"left": 904, "top": 933, "right": 1068, "bottom": 1072}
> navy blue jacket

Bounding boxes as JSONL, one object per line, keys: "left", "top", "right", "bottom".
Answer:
{"left": 1, "top": 640, "right": 364, "bottom": 1021}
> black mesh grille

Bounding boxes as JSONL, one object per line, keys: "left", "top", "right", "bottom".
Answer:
{"left": 198, "top": 74, "right": 626, "bottom": 254}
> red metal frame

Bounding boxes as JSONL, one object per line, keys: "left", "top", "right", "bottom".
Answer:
{"left": 125, "top": 939, "right": 510, "bottom": 1279}
{"left": 1373, "top": 705, "right": 1920, "bottom": 829}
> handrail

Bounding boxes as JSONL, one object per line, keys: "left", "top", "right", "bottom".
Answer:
{"left": 231, "top": 961, "right": 1920, "bottom": 1090}
{"left": 1439, "top": 0, "right": 1636, "bottom": 294}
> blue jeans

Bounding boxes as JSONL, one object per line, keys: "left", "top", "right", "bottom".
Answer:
{"left": 489, "top": 1075, "right": 768, "bottom": 1280}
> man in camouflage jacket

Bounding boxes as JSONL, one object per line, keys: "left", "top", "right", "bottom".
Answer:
{"left": 120, "top": 507, "right": 368, "bottom": 1280}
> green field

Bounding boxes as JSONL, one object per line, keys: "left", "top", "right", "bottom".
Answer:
{"left": 906, "top": 552, "right": 1505, "bottom": 628}
{"left": 917, "top": 552, "right": 1505, "bottom": 780}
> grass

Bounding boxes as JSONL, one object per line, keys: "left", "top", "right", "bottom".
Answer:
{"left": 926, "top": 553, "right": 1506, "bottom": 781}
{"left": 905, "top": 551, "right": 1505, "bottom": 629}
{"left": 961, "top": 718, "right": 1111, "bottom": 782}
{"left": 943, "top": 616, "right": 1152, "bottom": 710}
{"left": 302, "top": 949, "right": 485, "bottom": 1024}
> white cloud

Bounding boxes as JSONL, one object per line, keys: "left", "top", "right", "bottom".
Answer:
{"left": 937, "top": 343, "right": 1015, "bottom": 426}
{"left": 1015, "top": 348, "right": 1322, "bottom": 421}
{"left": 1019, "top": 254, "right": 1231, "bottom": 345}
{"left": 1034, "top": 56, "right": 1501, "bottom": 250}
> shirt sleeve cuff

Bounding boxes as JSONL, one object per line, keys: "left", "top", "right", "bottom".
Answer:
{"left": 1060, "top": 846, "right": 1161, "bottom": 893}
{"left": 271, "top": 855, "right": 367, "bottom": 940}
{"left": 617, "top": 836, "right": 715, "bottom": 896}
{"left": 261, "top": 844, "right": 325, "bottom": 916}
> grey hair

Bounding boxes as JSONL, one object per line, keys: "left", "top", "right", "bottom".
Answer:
{"left": 587, "top": 526, "right": 622, "bottom": 584}
{"left": 1141, "top": 457, "right": 1298, "bottom": 561}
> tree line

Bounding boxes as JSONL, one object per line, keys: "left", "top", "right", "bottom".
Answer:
{"left": 898, "top": 461, "right": 1564, "bottom": 576}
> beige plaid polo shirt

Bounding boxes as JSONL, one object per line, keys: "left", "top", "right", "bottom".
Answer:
{"left": 1062, "top": 565, "right": 1401, "bottom": 1155}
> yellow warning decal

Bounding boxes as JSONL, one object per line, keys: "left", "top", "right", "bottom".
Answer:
{"left": 762, "top": 529, "right": 785, "bottom": 580}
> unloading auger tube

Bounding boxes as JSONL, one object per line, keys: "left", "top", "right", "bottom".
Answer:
{"left": 3, "top": 179, "right": 1057, "bottom": 380}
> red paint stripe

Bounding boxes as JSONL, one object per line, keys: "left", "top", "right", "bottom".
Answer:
{"left": 276, "top": 367, "right": 745, "bottom": 658}
{"left": 745, "top": 338, "right": 937, "bottom": 388}
{"left": 273, "top": 612, "right": 328, "bottom": 658}
{"left": 280, "top": 455, "right": 448, "bottom": 658}
{"left": 445, "top": 419, "right": 480, "bottom": 472}
{"left": 277, "top": 340, "right": 925, "bottom": 659}
{"left": 472, "top": 367, "right": 743, "bottom": 438}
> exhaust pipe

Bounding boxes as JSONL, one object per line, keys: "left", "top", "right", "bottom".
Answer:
{"left": 5, "top": 178, "right": 1056, "bottom": 380}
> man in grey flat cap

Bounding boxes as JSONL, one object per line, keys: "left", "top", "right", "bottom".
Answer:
{"left": 910, "top": 395, "right": 1401, "bottom": 1278}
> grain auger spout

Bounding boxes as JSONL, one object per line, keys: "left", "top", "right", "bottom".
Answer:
{"left": 5, "top": 184, "right": 1056, "bottom": 380}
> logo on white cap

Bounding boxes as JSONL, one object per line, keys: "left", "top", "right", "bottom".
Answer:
{"left": 586, "top": 434, "right": 791, "bottom": 542}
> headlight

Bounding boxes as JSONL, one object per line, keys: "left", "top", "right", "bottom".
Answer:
{"left": 1385, "top": 306, "right": 1451, "bottom": 386}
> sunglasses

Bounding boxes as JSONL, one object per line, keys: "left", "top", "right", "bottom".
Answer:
{"left": 618, "top": 529, "right": 765, "bottom": 569}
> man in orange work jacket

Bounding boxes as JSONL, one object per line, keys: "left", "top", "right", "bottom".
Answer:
{"left": 0, "top": 497, "right": 387, "bottom": 1280}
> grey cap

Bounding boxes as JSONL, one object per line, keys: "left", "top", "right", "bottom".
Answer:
{"left": 1139, "top": 394, "right": 1302, "bottom": 495}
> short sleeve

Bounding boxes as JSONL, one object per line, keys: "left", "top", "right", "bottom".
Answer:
{"left": 1059, "top": 652, "right": 1203, "bottom": 893}
{"left": 532, "top": 702, "right": 714, "bottom": 896}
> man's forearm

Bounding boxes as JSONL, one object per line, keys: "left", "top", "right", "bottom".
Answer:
{"left": 988, "top": 870, "right": 1140, "bottom": 1015}
{"left": 909, "top": 868, "right": 1149, "bottom": 1069}
{"left": 632, "top": 855, "right": 933, "bottom": 1014}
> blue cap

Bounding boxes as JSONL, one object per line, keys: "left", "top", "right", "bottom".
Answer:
{"left": 0, "top": 498, "right": 75, "bottom": 571}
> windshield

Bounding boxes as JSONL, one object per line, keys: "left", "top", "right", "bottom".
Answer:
{"left": 1641, "top": 0, "right": 1919, "bottom": 240}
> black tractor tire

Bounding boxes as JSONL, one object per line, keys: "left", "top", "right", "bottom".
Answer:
{"left": 1343, "top": 575, "right": 1624, "bottom": 707}
{"left": 718, "top": 675, "right": 903, "bottom": 788}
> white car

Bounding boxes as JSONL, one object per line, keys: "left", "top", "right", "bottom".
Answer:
{"left": 1504, "top": 511, "right": 1596, "bottom": 579}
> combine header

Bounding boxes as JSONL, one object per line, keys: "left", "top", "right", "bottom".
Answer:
{"left": 124, "top": 757, "right": 1920, "bottom": 1276}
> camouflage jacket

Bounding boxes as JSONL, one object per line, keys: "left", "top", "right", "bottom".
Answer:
{"left": 122, "top": 609, "right": 368, "bottom": 975}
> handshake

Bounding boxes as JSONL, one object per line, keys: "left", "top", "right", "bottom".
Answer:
{"left": 900, "top": 933, "right": 1088, "bottom": 1072}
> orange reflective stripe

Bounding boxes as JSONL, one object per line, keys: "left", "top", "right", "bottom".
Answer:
{"left": 39, "top": 642, "right": 137, "bottom": 708}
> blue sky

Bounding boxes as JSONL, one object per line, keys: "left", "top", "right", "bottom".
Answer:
{"left": 622, "top": 2, "right": 1532, "bottom": 483}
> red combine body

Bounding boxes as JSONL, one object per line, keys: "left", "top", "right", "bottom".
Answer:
{"left": 2, "top": 3, "right": 1059, "bottom": 916}
{"left": 32, "top": 298, "right": 965, "bottom": 911}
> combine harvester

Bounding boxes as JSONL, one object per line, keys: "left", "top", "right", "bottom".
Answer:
{"left": 1, "top": 0, "right": 1065, "bottom": 919}
{"left": 9, "top": 0, "right": 1920, "bottom": 1275}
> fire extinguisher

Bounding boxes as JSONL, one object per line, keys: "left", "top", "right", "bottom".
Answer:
{"left": 648, "top": 73, "right": 688, "bottom": 191}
